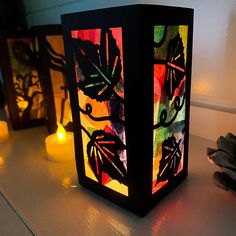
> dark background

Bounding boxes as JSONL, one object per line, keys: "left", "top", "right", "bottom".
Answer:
{"left": 0, "top": 0, "right": 26, "bottom": 30}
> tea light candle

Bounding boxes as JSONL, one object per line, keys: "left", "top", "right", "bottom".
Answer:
{"left": 45, "top": 122, "right": 75, "bottom": 162}
{"left": 0, "top": 121, "right": 9, "bottom": 143}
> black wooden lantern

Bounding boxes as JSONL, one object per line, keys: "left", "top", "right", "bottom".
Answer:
{"left": 62, "top": 4, "right": 193, "bottom": 216}
{"left": 0, "top": 29, "right": 44, "bottom": 129}
{"left": 35, "top": 25, "right": 73, "bottom": 133}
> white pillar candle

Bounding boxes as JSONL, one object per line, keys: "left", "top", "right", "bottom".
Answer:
{"left": 0, "top": 121, "right": 9, "bottom": 143}
{"left": 45, "top": 123, "right": 75, "bottom": 162}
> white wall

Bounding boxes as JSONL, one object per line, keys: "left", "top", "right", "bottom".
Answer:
{"left": 23, "top": 0, "right": 236, "bottom": 140}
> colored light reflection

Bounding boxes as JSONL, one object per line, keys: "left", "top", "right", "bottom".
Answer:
{"left": 194, "top": 79, "right": 211, "bottom": 94}
{"left": 48, "top": 160, "right": 78, "bottom": 191}
{"left": 0, "top": 154, "right": 5, "bottom": 170}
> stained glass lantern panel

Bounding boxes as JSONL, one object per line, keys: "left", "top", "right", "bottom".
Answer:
{"left": 62, "top": 4, "right": 193, "bottom": 216}
{"left": 0, "top": 29, "right": 44, "bottom": 129}
{"left": 36, "top": 25, "right": 73, "bottom": 133}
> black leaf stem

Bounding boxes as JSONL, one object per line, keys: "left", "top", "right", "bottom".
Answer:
{"left": 78, "top": 47, "right": 125, "bottom": 103}
{"left": 153, "top": 94, "right": 185, "bottom": 129}
{"left": 80, "top": 125, "right": 127, "bottom": 174}
{"left": 80, "top": 124, "right": 92, "bottom": 140}
{"left": 79, "top": 103, "right": 125, "bottom": 125}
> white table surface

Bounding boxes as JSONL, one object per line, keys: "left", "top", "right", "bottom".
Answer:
{"left": 0, "top": 115, "right": 236, "bottom": 236}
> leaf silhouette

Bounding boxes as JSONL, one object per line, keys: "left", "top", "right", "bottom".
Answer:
{"left": 156, "top": 135, "right": 182, "bottom": 185}
{"left": 73, "top": 28, "right": 122, "bottom": 102}
{"left": 12, "top": 41, "right": 38, "bottom": 68}
{"left": 164, "top": 33, "right": 186, "bottom": 100}
{"left": 87, "top": 130, "right": 127, "bottom": 184}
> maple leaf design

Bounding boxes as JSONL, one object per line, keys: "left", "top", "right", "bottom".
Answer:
{"left": 87, "top": 130, "right": 127, "bottom": 184}
{"left": 164, "top": 33, "right": 186, "bottom": 100}
{"left": 73, "top": 28, "right": 122, "bottom": 102}
{"left": 156, "top": 135, "right": 182, "bottom": 185}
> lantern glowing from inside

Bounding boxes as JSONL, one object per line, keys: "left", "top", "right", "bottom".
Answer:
{"left": 0, "top": 29, "right": 45, "bottom": 130}
{"left": 152, "top": 25, "right": 188, "bottom": 194}
{"left": 46, "top": 35, "right": 71, "bottom": 129}
{"left": 35, "top": 25, "right": 73, "bottom": 134}
{"left": 6, "top": 38, "right": 44, "bottom": 122}
{"left": 62, "top": 4, "right": 193, "bottom": 216}
{"left": 71, "top": 27, "right": 128, "bottom": 196}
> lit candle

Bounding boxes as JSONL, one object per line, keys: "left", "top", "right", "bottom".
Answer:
{"left": 0, "top": 121, "right": 9, "bottom": 143}
{"left": 45, "top": 122, "right": 75, "bottom": 162}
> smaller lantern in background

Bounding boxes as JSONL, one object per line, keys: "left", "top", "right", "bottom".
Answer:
{"left": 0, "top": 29, "right": 45, "bottom": 130}
{"left": 35, "top": 25, "right": 73, "bottom": 134}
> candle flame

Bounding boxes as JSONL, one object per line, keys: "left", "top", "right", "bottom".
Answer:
{"left": 56, "top": 122, "right": 66, "bottom": 141}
